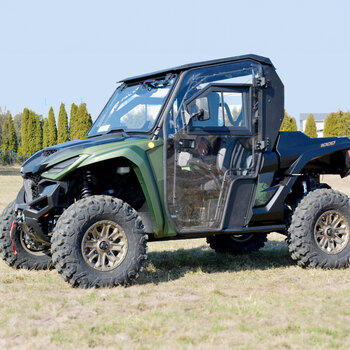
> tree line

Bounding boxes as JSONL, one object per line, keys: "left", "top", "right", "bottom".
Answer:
{"left": 1, "top": 104, "right": 350, "bottom": 164}
{"left": 280, "top": 110, "right": 350, "bottom": 138}
{"left": 0, "top": 103, "right": 92, "bottom": 164}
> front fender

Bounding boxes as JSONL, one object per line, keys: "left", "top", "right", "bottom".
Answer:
{"left": 80, "top": 143, "right": 164, "bottom": 234}
{"left": 40, "top": 138, "right": 165, "bottom": 235}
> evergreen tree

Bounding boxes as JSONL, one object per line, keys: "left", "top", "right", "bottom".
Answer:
{"left": 290, "top": 116, "right": 298, "bottom": 131}
{"left": 74, "top": 104, "right": 92, "bottom": 140}
{"left": 0, "top": 111, "right": 10, "bottom": 146}
{"left": 42, "top": 118, "right": 50, "bottom": 148}
{"left": 324, "top": 111, "right": 342, "bottom": 137}
{"left": 47, "top": 107, "right": 57, "bottom": 146}
{"left": 13, "top": 113, "right": 22, "bottom": 148}
{"left": 57, "top": 103, "right": 69, "bottom": 144}
{"left": 343, "top": 112, "right": 350, "bottom": 138}
{"left": 69, "top": 103, "right": 79, "bottom": 140}
{"left": 304, "top": 114, "right": 317, "bottom": 138}
{"left": 27, "top": 110, "right": 37, "bottom": 154}
{"left": 33, "top": 115, "right": 43, "bottom": 152}
{"left": 280, "top": 110, "right": 298, "bottom": 131}
{"left": 7, "top": 114, "right": 18, "bottom": 152}
{"left": 21, "top": 108, "right": 30, "bottom": 155}
{"left": 0, "top": 118, "right": 9, "bottom": 164}
{"left": 1, "top": 114, "right": 17, "bottom": 152}
{"left": 1, "top": 120, "right": 8, "bottom": 148}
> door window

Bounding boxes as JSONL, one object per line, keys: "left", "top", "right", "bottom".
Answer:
{"left": 165, "top": 60, "right": 260, "bottom": 138}
{"left": 190, "top": 90, "right": 247, "bottom": 129}
{"left": 223, "top": 92, "right": 245, "bottom": 128}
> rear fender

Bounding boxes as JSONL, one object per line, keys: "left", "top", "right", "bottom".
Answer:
{"left": 252, "top": 142, "right": 350, "bottom": 223}
{"left": 285, "top": 141, "right": 350, "bottom": 177}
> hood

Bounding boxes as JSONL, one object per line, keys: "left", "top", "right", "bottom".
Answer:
{"left": 21, "top": 133, "right": 149, "bottom": 175}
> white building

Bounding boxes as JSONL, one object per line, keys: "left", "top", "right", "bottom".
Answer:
{"left": 299, "top": 113, "right": 329, "bottom": 138}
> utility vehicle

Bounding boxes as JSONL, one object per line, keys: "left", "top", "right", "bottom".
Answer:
{"left": 1, "top": 54, "right": 350, "bottom": 287}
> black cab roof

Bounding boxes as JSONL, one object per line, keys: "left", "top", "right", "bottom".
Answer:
{"left": 120, "top": 54, "right": 273, "bottom": 83}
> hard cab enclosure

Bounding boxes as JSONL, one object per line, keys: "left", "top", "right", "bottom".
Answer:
{"left": 3, "top": 55, "right": 350, "bottom": 288}
{"left": 17, "top": 54, "right": 350, "bottom": 242}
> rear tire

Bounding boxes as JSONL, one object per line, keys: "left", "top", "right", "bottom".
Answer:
{"left": 0, "top": 201, "right": 52, "bottom": 270}
{"left": 288, "top": 189, "right": 350, "bottom": 268}
{"left": 51, "top": 195, "right": 148, "bottom": 288}
{"left": 207, "top": 233, "right": 268, "bottom": 254}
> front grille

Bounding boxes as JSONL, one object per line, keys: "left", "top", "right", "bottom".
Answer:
{"left": 25, "top": 173, "right": 42, "bottom": 199}
{"left": 43, "top": 149, "right": 57, "bottom": 157}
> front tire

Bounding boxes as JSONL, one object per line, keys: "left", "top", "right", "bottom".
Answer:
{"left": 207, "top": 233, "right": 268, "bottom": 254}
{"left": 0, "top": 201, "right": 52, "bottom": 270}
{"left": 288, "top": 189, "right": 350, "bottom": 268}
{"left": 51, "top": 195, "right": 148, "bottom": 288}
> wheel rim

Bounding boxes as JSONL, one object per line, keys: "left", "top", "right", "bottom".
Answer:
{"left": 314, "top": 210, "right": 350, "bottom": 255}
{"left": 230, "top": 234, "right": 253, "bottom": 243}
{"left": 19, "top": 230, "right": 48, "bottom": 256}
{"left": 81, "top": 220, "right": 128, "bottom": 271}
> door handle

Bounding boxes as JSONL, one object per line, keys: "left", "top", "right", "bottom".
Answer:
{"left": 178, "top": 139, "right": 196, "bottom": 149}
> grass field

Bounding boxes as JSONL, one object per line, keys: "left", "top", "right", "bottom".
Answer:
{"left": 0, "top": 167, "right": 350, "bottom": 350}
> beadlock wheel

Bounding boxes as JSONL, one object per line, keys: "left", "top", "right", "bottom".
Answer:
{"left": 81, "top": 220, "right": 128, "bottom": 271}
{"left": 51, "top": 195, "right": 148, "bottom": 288}
{"left": 314, "top": 210, "right": 350, "bottom": 255}
{"left": 288, "top": 188, "right": 350, "bottom": 268}
{"left": 0, "top": 200, "right": 52, "bottom": 270}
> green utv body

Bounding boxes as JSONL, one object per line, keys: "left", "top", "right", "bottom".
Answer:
{"left": 1, "top": 54, "right": 350, "bottom": 287}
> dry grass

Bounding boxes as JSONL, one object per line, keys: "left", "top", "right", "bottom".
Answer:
{"left": 0, "top": 168, "right": 350, "bottom": 350}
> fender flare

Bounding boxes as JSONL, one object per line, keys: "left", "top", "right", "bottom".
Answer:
{"left": 285, "top": 142, "right": 350, "bottom": 176}
{"left": 78, "top": 145, "right": 164, "bottom": 235}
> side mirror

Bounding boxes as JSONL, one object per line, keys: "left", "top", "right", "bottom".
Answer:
{"left": 184, "top": 96, "right": 210, "bottom": 125}
{"left": 190, "top": 109, "right": 210, "bottom": 121}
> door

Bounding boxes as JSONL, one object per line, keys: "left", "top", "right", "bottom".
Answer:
{"left": 165, "top": 63, "right": 263, "bottom": 233}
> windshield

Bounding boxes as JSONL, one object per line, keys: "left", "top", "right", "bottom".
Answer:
{"left": 88, "top": 76, "right": 176, "bottom": 136}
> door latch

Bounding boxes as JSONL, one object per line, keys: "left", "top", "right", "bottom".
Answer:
{"left": 256, "top": 138, "right": 270, "bottom": 151}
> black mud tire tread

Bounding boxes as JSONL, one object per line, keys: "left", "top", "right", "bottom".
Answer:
{"left": 288, "top": 188, "right": 350, "bottom": 268}
{"left": 0, "top": 201, "right": 52, "bottom": 270}
{"left": 207, "top": 233, "right": 268, "bottom": 255}
{"left": 51, "top": 195, "right": 148, "bottom": 288}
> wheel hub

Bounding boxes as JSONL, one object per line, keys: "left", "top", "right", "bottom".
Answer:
{"left": 98, "top": 240, "right": 109, "bottom": 251}
{"left": 81, "top": 220, "right": 128, "bottom": 271}
{"left": 314, "top": 210, "right": 350, "bottom": 255}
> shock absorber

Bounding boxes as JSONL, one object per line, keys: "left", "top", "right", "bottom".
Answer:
{"left": 80, "top": 170, "right": 94, "bottom": 198}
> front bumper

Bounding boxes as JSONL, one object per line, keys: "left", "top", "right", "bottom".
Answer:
{"left": 16, "top": 178, "right": 68, "bottom": 243}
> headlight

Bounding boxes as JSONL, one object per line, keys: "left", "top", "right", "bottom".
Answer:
{"left": 46, "top": 156, "right": 80, "bottom": 174}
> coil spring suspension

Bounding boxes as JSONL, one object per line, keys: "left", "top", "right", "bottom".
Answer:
{"left": 80, "top": 170, "right": 94, "bottom": 198}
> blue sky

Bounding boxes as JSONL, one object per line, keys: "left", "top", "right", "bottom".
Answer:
{"left": 1, "top": 0, "right": 349, "bottom": 126}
